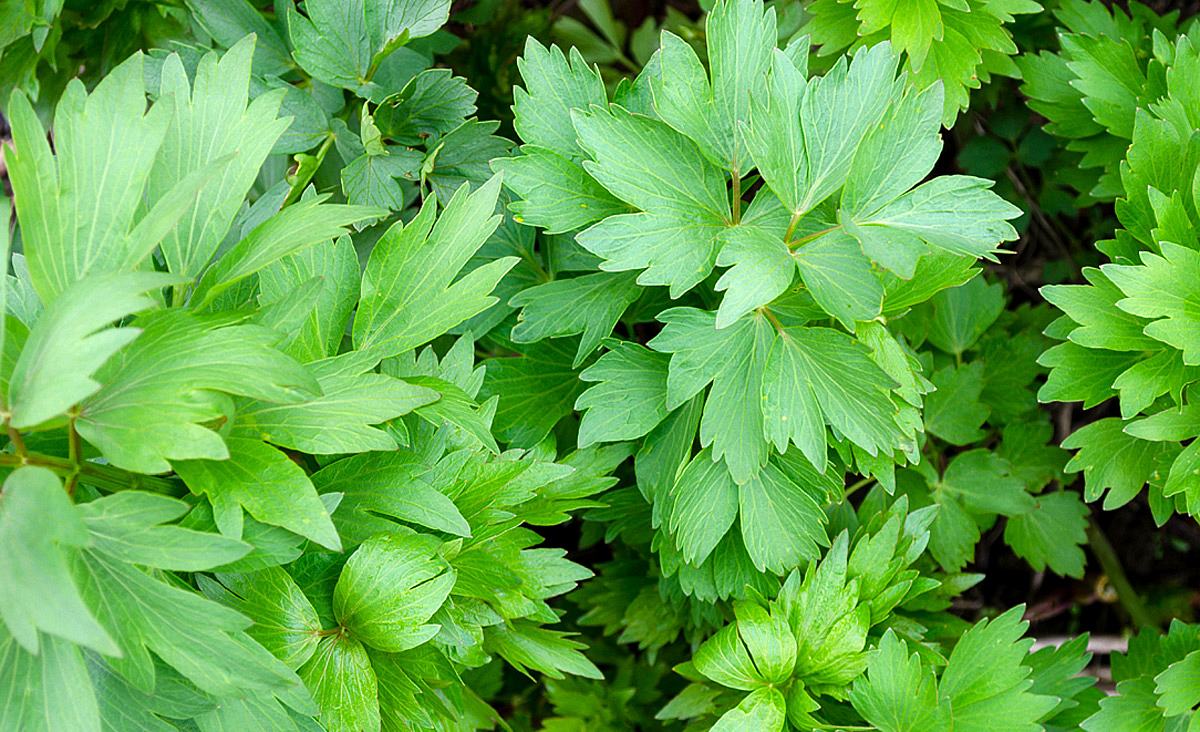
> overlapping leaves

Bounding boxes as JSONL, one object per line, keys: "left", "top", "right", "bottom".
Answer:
{"left": 493, "top": 0, "right": 1020, "bottom": 588}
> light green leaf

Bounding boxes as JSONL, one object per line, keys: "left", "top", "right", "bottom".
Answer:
{"left": 201, "top": 568, "right": 322, "bottom": 670}
{"left": 576, "top": 342, "right": 670, "bottom": 447}
{"left": 794, "top": 230, "right": 884, "bottom": 327}
{"left": 9, "top": 271, "right": 174, "bottom": 429}
{"left": 711, "top": 687, "right": 786, "bottom": 732}
{"left": 259, "top": 235, "right": 360, "bottom": 362}
{"left": 78, "top": 310, "right": 321, "bottom": 473}
{"left": 0, "top": 629, "right": 100, "bottom": 732}
{"left": 192, "top": 196, "right": 382, "bottom": 308}
{"left": 764, "top": 325, "right": 905, "bottom": 462}
{"left": 940, "top": 607, "right": 1057, "bottom": 729}
{"left": 174, "top": 437, "right": 341, "bottom": 551}
{"left": 298, "top": 634, "right": 381, "bottom": 732}
{"left": 510, "top": 271, "right": 641, "bottom": 366}
{"left": 851, "top": 630, "right": 947, "bottom": 731}
{"left": 738, "top": 453, "right": 831, "bottom": 573}
{"left": 353, "top": 177, "right": 515, "bottom": 359}
{"left": 0, "top": 467, "right": 115, "bottom": 655}
{"left": 334, "top": 532, "right": 455, "bottom": 652}
{"left": 75, "top": 491, "right": 249, "bottom": 571}
{"left": 714, "top": 220, "right": 795, "bottom": 328}
{"left": 693, "top": 623, "right": 761, "bottom": 691}
{"left": 669, "top": 449, "right": 739, "bottom": 565}
{"left": 1105, "top": 242, "right": 1200, "bottom": 364}
{"left": 492, "top": 146, "right": 627, "bottom": 233}
{"left": 150, "top": 39, "right": 290, "bottom": 282}
{"left": 512, "top": 39, "right": 607, "bottom": 158}
{"left": 7, "top": 54, "right": 169, "bottom": 302}
{"left": 235, "top": 356, "right": 439, "bottom": 455}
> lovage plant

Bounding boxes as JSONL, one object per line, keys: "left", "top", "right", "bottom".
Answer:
{"left": 7, "top": 0, "right": 1200, "bottom": 729}
{"left": 492, "top": 0, "right": 1023, "bottom": 597}
{"left": 0, "top": 36, "right": 608, "bottom": 730}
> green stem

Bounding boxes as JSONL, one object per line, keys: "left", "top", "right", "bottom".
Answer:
{"left": 0, "top": 452, "right": 185, "bottom": 497}
{"left": 283, "top": 133, "right": 334, "bottom": 208}
{"left": 783, "top": 210, "right": 803, "bottom": 243}
{"left": 65, "top": 414, "right": 82, "bottom": 496}
{"left": 5, "top": 419, "right": 27, "bottom": 461}
{"left": 1086, "top": 518, "right": 1156, "bottom": 630}
{"left": 787, "top": 225, "right": 839, "bottom": 251}
{"left": 731, "top": 171, "right": 742, "bottom": 224}
{"left": 843, "top": 477, "right": 874, "bottom": 501}
{"left": 760, "top": 306, "right": 784, "bottom": 333}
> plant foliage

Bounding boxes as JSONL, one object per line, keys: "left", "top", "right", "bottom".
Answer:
{"left": 3, "top": 0, "right": 1200, "bottom": 730}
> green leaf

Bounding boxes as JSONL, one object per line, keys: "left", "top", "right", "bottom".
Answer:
{"left": 1062, "top": 418, "right": 1164, "bottom": 510}
{"left": 510, "top": 271, "right": 641, "bottom": 366}
{"left": 186, "top": 0, "right": 293, "bottom": 75}
{"left": 235, "top": 355, "right": 438, "bottom": 455}
{"left": 175, "top": 437, "right": 341, "bottom": 551}
{"left": 341, "top": 151, "right": 419, "bottom": 212}
{"left": 492, "top": 146, "right": 628, "bottom": 233}
{"left": 75, "top": 491, "right": 250, "bottom": 571}
{"left": 1004, "top": 491, "right": 1089, "bottom": 578}
{"left": 925, "top": 276, "right": 1005, "bottom": 355}
{"left": 793, "top": 230, "right": 884, "bottom": 327}
{"left": 512, "top": 39, "right": 607, "bottom": 159}
{"left": 78, "top": 310, "right": 321, "bottom": 473}
{"left": 9, "top": 271, "right": 174, "bottom": 429}
{"left": 732, "top": 600, "right": 797, "bottom": 684}
{"left": 572, "top": 104, "right": 731, "bottom": 295}
{"left": 855, "top": 176, "right": 1019, "bottom": 263}
{"left": 334, "top": 532, "right": 455, "bottom": 652}
{"left": 714, "top": 215, "right": 795, "bottom": 328}
{"left": 1041, "top": 269, "right": 1157, "bottom": 352}
{"left": 939, "top": 607, "right": 1057, "bottom": 729}
{"left": 259, "top": 235, "right": 360, "bottom": 362}
{"left": 1105, "top": 242, "right": 1200, "bottom": 364}
{"left": 480, "top": 339, "right": 584, "bottom": 448}
{"left": 407, "top": 374, "right": 499, "bottom": 453}
{"left": 312, "top": 451, "right": 471, "bottom": 547}
{"left": 851, "top": 630, "right": 947, "bottom": 731}
{"left": 575, "top": 342, "right": 670, "bottom": 447}
{"left": 298, "top": 634, "right": 381, "bottom": 732}
{"left": 1154, "top": 650, "right": 1200, "bottom": 716}
{"left": 924, "top": 362, "right": 990, "bottom": 446}
{"left": 668, "top": 449, "right": 740, "bottom": 565}
{"left": 942, "top": 449, "right": 1035, "bottom": 516}
{"left": 651, "top": 308, "right": 772, "bottom": 482}
{"left": 485, "top": 621, "right": 603, "bottom": 680}
{"left": 0, "top": 467, "right": 115, "bottom": 655}
{"left": 764, "top": 325, "right": 906, "bottom": 464}
{"left": 149, "top": 39, "right": 290, "bottom": 282}
{"left": 738, "top": 452, "right": 834, "bottom": 573}
{"left": 693, "top": 623, "right": 761, "bottom": 691}
{"left": 711, "top": 687, "right": 786, "bottom": 731}
{"left": 576, "top": 210, "right": 730, "bottom": 299}
{"left": 375, "top": 68, "right": 476, "bottom": 144}
{"left": 7, "top": 54, "right": 169, "bottom": 302}
{"left": 200, "top": 567, "right": 322, "bottom": 670}
{"left": 75, "top": 526, "right": 295, "bottom": 699}
{"left": 191, "top": 196, "right": 382, "bottom": 308}
{"left": 0, "top": 629, "right": 100, "bottom": 732}
{"left": 353, "top": 177, "right": 515, "bottom": 359}
{"left": 779, "top": 534, "right": 871, "bottom": 691}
